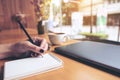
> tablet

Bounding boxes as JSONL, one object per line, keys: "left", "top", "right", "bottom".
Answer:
{"left": 55, "top": 41, "right": 120, "bottom": 76}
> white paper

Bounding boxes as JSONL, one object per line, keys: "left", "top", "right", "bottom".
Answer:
{"left": 4, "top": 53, "right": 63, "bottom": 80}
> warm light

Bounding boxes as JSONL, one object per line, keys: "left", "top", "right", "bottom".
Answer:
{"left": 63, "top": 0, "right": 69, "bottom": 3}
{"left": 81, "top": 0, "right": 103, "bottom": 6}
{"left": 52, "top": 0, "right": 61, "bottom": 7}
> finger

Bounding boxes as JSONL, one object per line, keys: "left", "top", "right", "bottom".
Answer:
{"left": 30, "top": 52, "right": 43, "bottom": 57}
{"left": 27, "top": 37, "right": 47, "bottom": 54}
{"left": 32, "top": 37, "right": 37, "bottom": 43}
{"left": 34, "top": 37, "right": 43, "bottom": 42}
{"left": 26, "top": 42, "right": 43, "bottom": 54}
{"left": 43, "top": 43, "right": 48, "bottom": 51}
{"left": 40, "top": 39, "right": 47, "bottom": 48}
{"left": 33, "top": 37, "right": 42, "bottom": 44}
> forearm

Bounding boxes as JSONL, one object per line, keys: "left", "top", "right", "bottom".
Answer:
{"left": 0, "top": 37, "right": 49, "bottom": 59}
{"left": 0, "top": 43, "right": 16, "bottom": 59}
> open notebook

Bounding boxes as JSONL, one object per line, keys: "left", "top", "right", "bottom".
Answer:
{"left": 4, "top": 53, "right": 63, "bottom": 80}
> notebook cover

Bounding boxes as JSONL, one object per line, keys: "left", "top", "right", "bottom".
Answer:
{"left": 55, "top": 41, "right": 120, "bottom": 76}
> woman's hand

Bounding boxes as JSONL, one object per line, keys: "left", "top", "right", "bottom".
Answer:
{"left": 12, "top": 37, "right": 49, "bottom": 58}
{"left": 0, "top": 37, "right": 49, "bottom": 59}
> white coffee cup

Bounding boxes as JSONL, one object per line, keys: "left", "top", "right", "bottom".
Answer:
{"left": 48, "top": 33, "right": 68, "bottom": 45}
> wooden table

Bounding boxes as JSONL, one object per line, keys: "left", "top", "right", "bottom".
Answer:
{"left": 0, "top": 29, "right": 120, "bottom": 80}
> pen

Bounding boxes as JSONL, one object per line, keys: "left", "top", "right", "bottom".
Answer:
{"left": 13, "top": 15, "right": 44, "bottom": 57}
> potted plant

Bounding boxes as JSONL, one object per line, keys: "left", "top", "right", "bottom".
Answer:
{"left": 31, "top": 0, "right": 50, "bottom": 34}
{"left": 80, "top": 32, "right": 108, "bottom": 40}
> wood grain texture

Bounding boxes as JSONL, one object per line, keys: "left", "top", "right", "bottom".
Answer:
{"left": 0, "top": 28, "right": 38, "bottom": 44}
{"left": 0, "top": 0, "right": 37, "bottom": 30}
{"left": 0, "top": 29, "right": 120, "bottom": 80}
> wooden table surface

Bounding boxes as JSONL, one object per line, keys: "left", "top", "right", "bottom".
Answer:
{"left": 0, "top": 29, "right": 120, "bottom": 80}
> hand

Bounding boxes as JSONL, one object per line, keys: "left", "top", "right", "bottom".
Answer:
{"left": 12, "top": 37, "right": 48, "bottom": 58}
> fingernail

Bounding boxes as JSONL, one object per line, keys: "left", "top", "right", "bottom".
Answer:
{"left": 39, "top": 49, "right": 44, "bottom": 53}
{"left": 34, "top": 53, "right": 39, "bottom": 57}
{"left": 31, "top": 53, "right": 39, "bottom": 57}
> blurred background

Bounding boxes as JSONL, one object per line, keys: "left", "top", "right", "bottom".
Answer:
{"left": 0, "top": 0, "right": 120, "bottom": 42}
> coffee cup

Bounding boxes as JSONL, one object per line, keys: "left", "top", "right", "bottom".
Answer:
{"left": 48, "top": 33, "right": 68, "bottom": 45}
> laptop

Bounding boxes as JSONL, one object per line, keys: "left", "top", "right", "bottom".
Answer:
{"left": 55, "top": 40, "right": 120, "bottom": 76}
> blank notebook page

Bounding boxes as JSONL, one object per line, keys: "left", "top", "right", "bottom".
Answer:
{"left": 4, "top": 53, "right": 63, "bottom": 80}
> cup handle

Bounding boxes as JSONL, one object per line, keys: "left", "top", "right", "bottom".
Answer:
{"left": 63, "top": 35, "right": 70, "bottom": 42}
